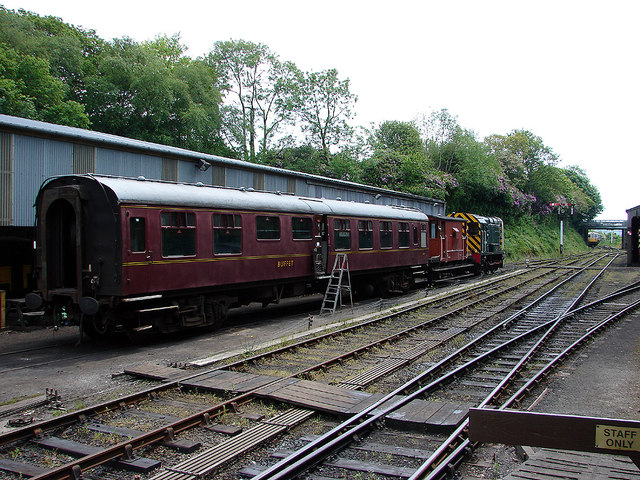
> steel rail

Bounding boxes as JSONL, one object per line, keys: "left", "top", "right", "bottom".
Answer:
{"left": 7, "top": 268, "right": 537, "bottom": 479}
{"left": 410, "top": 256, "right": 640, "bottom": 480}
{"left": 222, "top": 250, "right": 594, "bottom": 373}
{"left": 290, "top": 263, "right": 567, "bottom": 379}
{"left": 416, "top": 294, "right": 640, "bottom": 480}
{"left": 53, "top": 256, "right": 599, "bottom": 480}
{"left": 0, "top": 268, "right": 528, "bottom": 447}
{"left": 250, "top": 254, "right": 613, "bottom": 479}
{"left": 0, "top": 254, "right": 601, "bottom": 478}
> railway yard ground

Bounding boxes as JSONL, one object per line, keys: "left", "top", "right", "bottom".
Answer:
{"left": 1, "top": 250, "right": 640, "bottom": 479}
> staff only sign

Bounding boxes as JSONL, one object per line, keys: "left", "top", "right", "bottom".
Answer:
{"left": 468, "top": 408, "right": 640, "bottom": 468}
{"left": 596, "top": 425, "right": 640, "bottom": 451}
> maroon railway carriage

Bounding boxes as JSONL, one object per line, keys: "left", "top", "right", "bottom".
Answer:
{"left": 27, "top": 175, "right": 433, "bottom": 337}
{"left": 426, "top": 214, "right": 475, "bottom": 281}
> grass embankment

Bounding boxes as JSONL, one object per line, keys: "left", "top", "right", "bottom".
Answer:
{"left": 504, "top": 216, "right": 590, "bottom": 262}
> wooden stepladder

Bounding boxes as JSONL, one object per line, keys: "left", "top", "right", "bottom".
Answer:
{"left": 320, "top": 253, "right": 353, "bottom": 314}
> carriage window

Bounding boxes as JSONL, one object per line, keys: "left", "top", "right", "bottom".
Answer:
{"left": 292, "top": 217, "right": 313, "bottom": 240}
{"left": 413, "top": 225, "right": 419, "bottom": 245}
{"left": 129, "top": 217, "right": 146, "bottom": 252}
{"left": 399, "top": 222, "right": 410, "bottom": 248}
{"left": 358, "top": 220, "right": 373, "bottom": 249}
{"left": 257, "top": 215, "right": 280, "bottom": 240}
{"left": 213, "top": 213, "right": 242, "bottom": 254}
{"left": 380, "top": 221, "right": 393, "bottom": 248}
{"left": 430, "top": 222, "right": 439, "bottom": 239}
{"left": 161, "top": 211, "right": 196, "bottom": 256}
{"left": 334, "top": 219, "right": 351, "bottom": 250}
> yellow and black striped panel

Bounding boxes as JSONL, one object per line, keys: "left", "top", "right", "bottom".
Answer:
{"left": 452, "top": 212, "right": 481, "bottom": 254}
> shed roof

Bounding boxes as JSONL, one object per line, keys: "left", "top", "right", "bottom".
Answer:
{"left": 0, "top": 114, "right": 441, "bottom": 204}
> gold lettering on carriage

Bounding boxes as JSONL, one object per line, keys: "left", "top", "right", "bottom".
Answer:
{"left": 595, "top": 425, "right": 640, "bottom": 451}
{"left": 277, "top": 260, "right": 294, "bottom": 268}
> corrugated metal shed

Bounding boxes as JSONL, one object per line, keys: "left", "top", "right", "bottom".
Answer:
{"left": 0, "top": 114, "right": 446, "bottom": 227}
{"left": 0, "top": 132, "right": 12, "bottom": 226}
{"left": 13, "top": 134, "right": 73, "bottom": 226}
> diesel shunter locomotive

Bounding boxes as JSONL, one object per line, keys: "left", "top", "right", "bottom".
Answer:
{"left": 26, "top": 175, "right": 504, "bottom": 337}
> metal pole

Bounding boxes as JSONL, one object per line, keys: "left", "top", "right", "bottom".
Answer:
{"left": 560, "top": 219, "right": 564, "bottom": 254}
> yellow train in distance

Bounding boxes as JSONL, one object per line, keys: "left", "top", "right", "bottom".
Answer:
{"left": 587, "top": 231, "right": 602, "bottom": 247}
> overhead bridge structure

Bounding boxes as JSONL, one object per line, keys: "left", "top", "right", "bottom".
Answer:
{"left": 581, "top": 219, "right": 627, "bottom": 250}
{"left": 585, "top": 219, "right": 627, "bottom": 230}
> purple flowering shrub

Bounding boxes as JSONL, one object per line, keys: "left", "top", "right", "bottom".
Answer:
{"left": 496, "top": 175, "right": 536, "bottom": 213}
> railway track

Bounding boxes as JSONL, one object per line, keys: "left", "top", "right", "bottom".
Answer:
{"left": 247, "top": 253, "right": 640, "bottom": 480}
{"left": 0, "top": 251, "right": 636, "bottom": 480}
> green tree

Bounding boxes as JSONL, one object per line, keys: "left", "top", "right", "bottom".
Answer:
{"left": 444, "top": 130, "right": 504, "bottom": 214}
{"left": 564, "top": 165, "right": 603, "bottom": 221}
{"left": 419, "top": 108, "right": 464, "bottom": 173}
{"left": 0, "top": 43, "right": 89, "bottom": 127}
{"left": 84, "top": 35, "right": 224, "bottom": 153}
{"left": 361, "top": 121, "right": 456, "bottom": 199}
{"left": 483, "top": 129, "right": 563, "bottom": 216}
{"left": 293, "top": 68, "right": 357, "bottom": 159}
{"left": 0, "top": 7, "right": 104, "bottom": 107}
{"left": 325, "top": 150, "right": 362, "bottom": 182}
{"left": 371, "top": 120, "right": 425, "bottom": 157}
{"left": 485, "top": 129, "right": 558, "bottom": 181}
{"left": 208, "top": 39, "right": 299, "bottom": 161}
{"left": 527, "top": 164, "right": 573, "bottom": 205}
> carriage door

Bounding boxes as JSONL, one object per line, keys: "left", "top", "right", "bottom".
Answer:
{"left": 420, "top": 223, "right": 428, "bottom": 248}
{"left": 125, "top": 211, "right": 149, "bottom": 292}
{"left": 42, "top": 187, "right": 83, "bottom": 301}
{"left": 313, "top": 215, "right": 328, "bottom": 276}
{"left": 440, "top": 220, "right": 447, "bottom": 261}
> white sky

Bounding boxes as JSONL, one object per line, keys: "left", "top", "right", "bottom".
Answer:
{"left": 2, "top": 0, "right": 638, "bottom": 219}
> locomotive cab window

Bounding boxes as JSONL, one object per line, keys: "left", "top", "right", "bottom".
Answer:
{"left": 399, "top": 222, "right": 410, "bottom": 248}
{"left": 292, "top": 217, "right": 313, "bottom": 240}
{"left": 358, "top": 220, "right": 373, "bottom": 249}
{"left": 430, "top": 222, "right": 439, "bottom": 239}
{"left": 129, "top": 217, "right": 146, "bottom": 252}
{"left": 213, "top": 213, "right": 242, "bottom": 254}
{"left": 161, "top": 211, "right": 196, "bottom": 257}
{"left": 257, "top": 215, "right": 280, "bottom": 240}
{"left": 380, "top": 221, "right": 393, "bottom": 249}
{"left": 334, "top": 219, "right": 351, "bottom": 250}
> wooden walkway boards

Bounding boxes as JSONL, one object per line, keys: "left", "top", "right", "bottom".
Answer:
{"left": 182, "top": 370, "right": 469, "bottom": 431}
{"left": 124, "top": 362, "right": 188, "bottom": 382}
{"left": 505, "top": 449, "right": 640, "bottom": 480}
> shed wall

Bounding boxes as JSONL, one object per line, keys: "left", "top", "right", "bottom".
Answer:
{"left": 1, "top": 115, "right": 446, "bottom": 228}
{"left": 97, "top": 148, "right": 162, "bottom": 179}
{"left": 0, "top": 132, "right": 12, "bottom": 226}
{"left": 13, "top": 134, "right": 73, "bottom": 226}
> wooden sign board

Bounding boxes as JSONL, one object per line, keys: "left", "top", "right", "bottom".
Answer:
{"left": 468, "top": 408, "right": 640, "bottom": 468}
